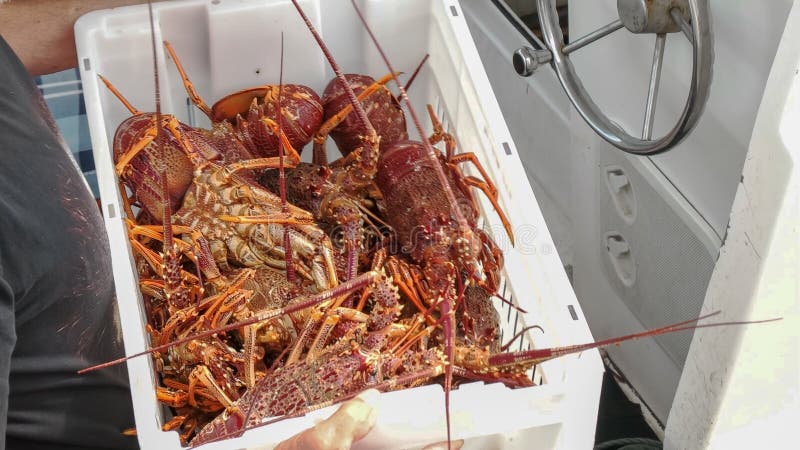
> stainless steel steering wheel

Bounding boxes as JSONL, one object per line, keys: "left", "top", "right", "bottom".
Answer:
{"left": 513, "top": 0, "right": 713, "bottom": 155}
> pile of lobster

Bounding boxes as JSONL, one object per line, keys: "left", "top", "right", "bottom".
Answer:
{"left": 92, "top": 1, "right": 524, "bottom": 445}
{"left": 80, "top": 1, "right": 775, "bottom": 448}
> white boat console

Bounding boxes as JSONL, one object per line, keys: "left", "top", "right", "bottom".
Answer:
{"left": 462, "top": 0, "right": 798, "bottom": 447}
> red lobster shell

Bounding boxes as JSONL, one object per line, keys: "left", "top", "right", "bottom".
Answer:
{"left": 376, "top": 140, "right": 479, "bottom": 261}
{"left": 321, "top": 74, "right": 407, "bottom": 155}
{"left": 113, "top": 114, "right": 216, "bottom": 222}
{"left": 209, "top": 84, "right": 323, "bottom": 158}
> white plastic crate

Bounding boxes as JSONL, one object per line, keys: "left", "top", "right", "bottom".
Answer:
{"left": 75, "top": 0, "right": 603, "bottom": 448}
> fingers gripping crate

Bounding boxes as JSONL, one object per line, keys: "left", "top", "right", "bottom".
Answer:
{"left": 75, "top": 0, "right": 603, "bottom": 448}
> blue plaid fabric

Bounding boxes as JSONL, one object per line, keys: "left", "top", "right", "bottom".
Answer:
{"left": 34, "top": 68, "right": 99, "bottom": 198}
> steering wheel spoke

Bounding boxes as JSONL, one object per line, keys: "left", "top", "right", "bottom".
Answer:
{"left": 643, "top": 33, "right": 667, "bottom": 140}
{"left": 562, "top": 19, "right": 624, "bottom": 55}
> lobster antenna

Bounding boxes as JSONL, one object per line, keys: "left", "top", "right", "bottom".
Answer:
{"left": 77, "top": 271, "right": 378, "bottom": 374}
{"left": 97, "top": 75, "right": 142, "bottom": 115}
{"left": 148, "top": 0, "right": 161, "bottom": 140}
{"left": 289, "top": 0, "right": 379, "bottom": 171}
{"left": 493, "top": 292, "right": 528, "bottom": 314}
{"left": 404, "top": 53, "right": 430, "bottom": 92}
{"left": 500, "top": 325, "right": 544, "bottom": 352}
{"left": 277, "top": 33, "right": 288, "bottom": 214}
{"left": 145, "top": 0, "right": 167, "bottom": 237}
{"left": 147, "top": 0, "right": 169, "bottom": 221}
{"left": 276, "top": 32, "right": 297, "bottom": 284}
{"left": 348, "top": 3, "right": 465, "bottom": 447}
{"left": 147, "top": 0, "right": 176, "bottom": 270}
{"left": 487, "top": 312, "right": 782, "bottom": 367}
{"left": 349, "top": 0, "right": 469, "bottom": 235}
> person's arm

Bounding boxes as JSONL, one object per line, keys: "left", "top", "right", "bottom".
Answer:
{"left": 0, "top": 0, "right": 147, "bottom": 76}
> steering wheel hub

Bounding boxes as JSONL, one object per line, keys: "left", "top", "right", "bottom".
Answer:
{"left": 618, "top": 0, "right": 690, "bottom": 34}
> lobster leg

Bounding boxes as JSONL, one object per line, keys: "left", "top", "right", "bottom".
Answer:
{"left": 188, "top": 366, "right": 236, "bottom": 410}
{"left": 157, "top": 385, "right": 191, "bottom": 409}
{"left": 304, "top": 307, "right": 369, "bottom": 361}
{"left": 285, "top": 300, "right": 369, "bottom": 365}
{"left": 163, "top": 40, "right": 213, "bottom": 118}
{"left": 119, "top": 180, "right": 137, "bottom": 220}
{"left": 450, "top": 163, "right": 515, "bottom": 246}
{"left": 255, "top": 116, "right": 303, "bottom": 165}
{"left": 159, "top": 270, "right": 254, "bottom": 344}
{"left": 284, "top": 309, "right": 326, "bottom": 365}
{"left": 448, "top": 154, "right": 498, "bottom": 198}
{"left": 129, "top": 239, "right": 200, "bottom": 287}
{"left": 242, "top": 324, "right": 261, "bottom": 389}
{"left": 162, "top": 414, "right": 186, "bottom": 431}
{"left": 128, "top": 221, "right": 225, "bottom": 289}
{"left": 114, "top": 121, "right": 158, "bottom": 175}
{"left": 476, "top": 229, "right": 504, "bottom": 293}
{"left": 385, "top": 258, "right": 437, "bottom": 326}
{"left": 129, "top": 222, "right": 212, "bottom": 263}
{"left": 217, "top": 214, "right": 316, "bottom": 226}
{"left": 427, "top": 104, "right": 514, "bottom": 244}
{"left": 426, "top": 104, "right": 457, "bottom": 158}
{"left": 205, "top": 291, "right": 250, "bottom": 329}
{"left": 393, "top": 323, "right": 437, "bottom": 359}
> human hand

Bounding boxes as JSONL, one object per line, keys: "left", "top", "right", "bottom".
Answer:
{"left": 273, "top": 389, "right": 463, "bottom": 450}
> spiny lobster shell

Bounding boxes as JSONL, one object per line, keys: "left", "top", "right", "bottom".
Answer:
{"left": 190, "top": 349, "right": 369, "bottom": 445}
{"left": 259, "top": 162, "right": 384, "bottom": 281}
{"left": 212, "top": 84, "right": 323, "bottom": 157}
{"left": 259, "top": 162, "right": 331, "bottom": 215}
{"left": 375, "top": 140, "right": 478, "bottom": 262}
{"left": 240, "top": 267, "right": 315, "bottom": 355}
{"left": 322, "top": 74, "right": 408, "bottom": 155}
{"left": 460, "top": 284, "right": 501, "bottom": 352}
{"left": 113, "top": 114, "right": 196, "bottom": 222}
{"left": 171, "top": 164, "right": 337, "bottom": 291}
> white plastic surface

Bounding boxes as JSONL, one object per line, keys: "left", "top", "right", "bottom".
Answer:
{"left": 75, "top": 1, "right": 602, "bottom": 449}
{"left": 666, "top": 1, "right": 800, "bottom": 447}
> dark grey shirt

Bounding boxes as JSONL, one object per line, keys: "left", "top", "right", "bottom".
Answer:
{"left": 0, "top": 36, "right": 136, "bottom": 450}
